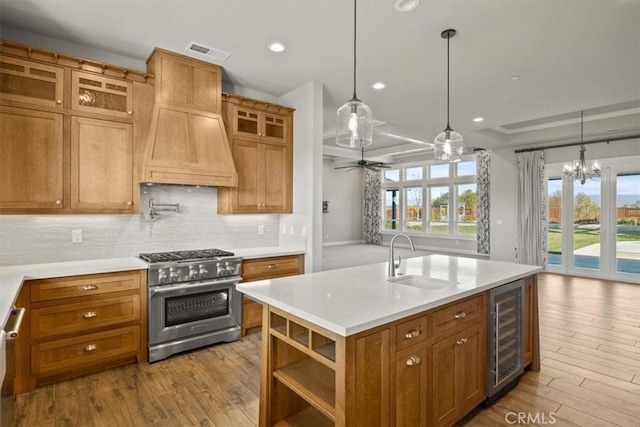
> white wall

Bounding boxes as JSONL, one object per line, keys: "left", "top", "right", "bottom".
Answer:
{"left": 490, "top": 138, "right": 640, "bottom": 263}
{"left": 279, "top": 82, "right": 324, "bottom": 273}
{"left": 322, "top": 159, "right": 363, "bottom": 244}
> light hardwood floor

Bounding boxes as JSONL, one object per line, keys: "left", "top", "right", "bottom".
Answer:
{"left": 9, "top": 273, "right": 640, "bottom": 426}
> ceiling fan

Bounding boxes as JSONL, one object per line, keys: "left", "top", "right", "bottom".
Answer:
{"left": 334, "top": 147, "right": 391, "bottom": 172}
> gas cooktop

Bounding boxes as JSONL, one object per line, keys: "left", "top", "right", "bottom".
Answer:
{"left": 139, "top": 248, "right": 235, "bottom": 264}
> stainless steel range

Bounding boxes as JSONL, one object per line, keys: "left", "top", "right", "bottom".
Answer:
{"left": 140, "top": 248, "right": 242, "bottom": 363}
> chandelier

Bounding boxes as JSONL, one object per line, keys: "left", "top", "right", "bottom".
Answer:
{"left": 563, "top": 111, "right": 601, "bottom": 185}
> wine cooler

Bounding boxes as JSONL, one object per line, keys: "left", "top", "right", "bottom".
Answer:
{"left": 485, "top": 279, "right": 525, "bottom": 404}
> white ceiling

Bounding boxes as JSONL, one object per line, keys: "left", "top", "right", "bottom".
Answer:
{"left": 2, "top": 0, "right": 639, "bottom": 162}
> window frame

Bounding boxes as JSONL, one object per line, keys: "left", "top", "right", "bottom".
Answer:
{"left": 380, "top": 156, "right": 477, "bottom": 239}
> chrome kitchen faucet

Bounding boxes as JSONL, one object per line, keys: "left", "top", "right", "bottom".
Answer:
{"left": 388, "top": 233, "right": 415, "bottom": 277}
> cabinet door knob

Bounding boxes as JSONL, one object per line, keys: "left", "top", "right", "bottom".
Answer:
{"left": 456, "top": 338, "right": 468, "bottom": 346}
{"left": 454, "top": 311, "right": 467, "bottom": 319}
{"left": 82, "top": 285, "right": 98, "bottom": 291}
{"left": 405, "top": 329, "right": 421, "bottom": 339}
{"left": 55, "top": 199, "right": 62, "bottom": 205}
{"left": 127, "top": 110, "right": 133, "bottom": 115}
{"left": 126, "top": 201, "right": 132, "bottom": 206}
{"left": 83, "top": 312, "right": 97, "bottom": 319}
{"left": 406, "top": 356, "right": 421, "bottom": 366}
{"left": 56, "top": 99, "right": 63, "bottom": 104}
{"left": 267, "top": 264, "right": 278, "bottom": 269}
{"left": 83, "top": 344, "right": 98, "bottom": 352}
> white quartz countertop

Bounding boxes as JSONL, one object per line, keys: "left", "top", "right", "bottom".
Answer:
{"left": 0, "top": 245, "right": 305, "bottom": 329}
{"left": 237, "top": 254, "right": 542, "bottom": 336}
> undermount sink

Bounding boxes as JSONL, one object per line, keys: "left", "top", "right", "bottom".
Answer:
{"left": 388, "top": 275, "right": 458, "bottom": 290}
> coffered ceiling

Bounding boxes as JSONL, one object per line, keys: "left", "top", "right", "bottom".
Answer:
{"left": 2, "top": 0, "right": 639, "bottom": 162}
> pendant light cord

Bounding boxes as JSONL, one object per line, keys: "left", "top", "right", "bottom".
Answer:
{"left": 581, "top": 110, "right": 584, "bottom": 145}
{"left": 446, "top": 35, "right": 450, "bottom": 129}
{"left": 352, "top": 0, "right": 358, "bottom": 101}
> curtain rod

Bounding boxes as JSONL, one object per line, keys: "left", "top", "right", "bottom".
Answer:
{"left": 513, "top": 134, "right": 640, "bottom": 153}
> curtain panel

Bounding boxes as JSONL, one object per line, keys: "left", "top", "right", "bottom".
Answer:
{"left": 362, "top": 169, "right": 382, "bottom": 244}
{"left": 476, "top": 150, "right": 491, "bottom": 255}
{"left": 516, "top": 151, "right": 547, "bottom": 266}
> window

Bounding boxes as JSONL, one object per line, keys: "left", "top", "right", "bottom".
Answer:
{"left": 381, "top": 159, "right": 477, "bottom": 237}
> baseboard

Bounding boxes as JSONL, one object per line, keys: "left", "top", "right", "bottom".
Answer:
{"left": 322, "top": 240, "right": 364, "bottom": 247}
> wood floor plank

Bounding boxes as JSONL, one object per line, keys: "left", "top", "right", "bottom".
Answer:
{"left": 533, "top": 364, "right": 585, "bottom": 385}
{"left": 556, "top": 347, "right": 640, "bottom": 375}
{"left": 549, "top": 378, "right": 640, "bottom": 419}
{"left": 542, "top": 357, "right": 640, "bottom": 395}
{"left": 554, "top": 405, "right": 619, "bottom": 427}
{"left": 543, "top": 350, "right": 634, "bottom": 381}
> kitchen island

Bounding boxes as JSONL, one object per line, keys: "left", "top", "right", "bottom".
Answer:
{"left": 237, "top": 254, "right": 542, "bottom": 427}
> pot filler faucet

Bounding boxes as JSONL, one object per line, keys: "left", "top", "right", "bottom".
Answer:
{"left": 388, "top": 233, "right": 416, "bottom": 277}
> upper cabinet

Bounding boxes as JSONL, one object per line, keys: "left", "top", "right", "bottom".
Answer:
{"left": 218, "top": 94, "right": 294, "bottom": 214}
{"left": 231, "top": 105, "right": 288, "bottom": 145}
{"left": 147, "top": 48, "right": 221, "bottom": 113}
{"left": 71, "top": 71, "right": 133, "bottom": 118}
{"left": 0, "top": 40, "right": 153, "bottom": 214}
{"left": 0, "top": 56, "right": 64, "bottom": 108}
{"left": 0, "top": 106, "right": 64, "bottom": 210}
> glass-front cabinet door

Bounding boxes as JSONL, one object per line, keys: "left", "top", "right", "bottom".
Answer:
{"left": 0, "top": 56, "right": 64, "bottom": 108}
{"left": 71, "top": 71, "right": 133, "bottom": 118}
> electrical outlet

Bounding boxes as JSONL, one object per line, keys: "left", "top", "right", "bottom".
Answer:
{"left": 301, "top": 226, "right": 307, "bottom": 237}
{"left": 72, "top": 229, "right": 82, "bottom": 243}
{"left": 258, "top": 225, "right": 264, "bottom": 235}
{"left": 282, "top": 225, "right": 287, "bottom": 234}
{"left": 289, "top": 225, "right": 294, "bottom": 235}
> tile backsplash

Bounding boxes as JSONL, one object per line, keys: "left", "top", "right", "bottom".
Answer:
{"left": 0, "top": 185, "right": 280, "bottom": 266}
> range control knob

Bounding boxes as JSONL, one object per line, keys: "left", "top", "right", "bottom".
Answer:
{"left": 169, "top": 268, "right": 179, "bottom": 282}
{"left": 158, "top": 268, "right": 168, "bottom": 283}
{"left": 199, "top": 264, "right": 209, "bottom": 279}
{"left": 225, "top": 261, "right": 235, "bottom": 275}
{"left": 189, "top": 267, "right": 199, "bottom": 280}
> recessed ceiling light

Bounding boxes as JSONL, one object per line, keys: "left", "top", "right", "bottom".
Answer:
{"left": 510, "top": 75, "right": 520, "bottom": 81}
{"left": 268, "top": 42, "right": 286, "bottom": 53}
{"left": 473, "top": 117, "right": 484, "bottom": 122}
{"left": 395, "top": 0, "right": 420, "bottom": 12}
{"left": 372, "top": 82, "right": 386, "bottom": 90}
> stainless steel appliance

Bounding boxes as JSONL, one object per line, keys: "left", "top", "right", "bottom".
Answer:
{"left": 2, "top": 307, "right": 26, "bottom": 424}
{"left": 140, "top": 249, "right": 242, "bottom": 363}
{"left": 485, "top": 279, "right": 525, "bottom": 405}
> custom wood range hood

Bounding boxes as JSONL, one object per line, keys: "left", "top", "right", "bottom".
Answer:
{"left": 141, "top": 48, "right": 238, "bottom": 187}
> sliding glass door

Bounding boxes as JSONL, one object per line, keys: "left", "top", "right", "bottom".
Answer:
{"left": 546, "top": 156, "right": 640, "bottom": 282}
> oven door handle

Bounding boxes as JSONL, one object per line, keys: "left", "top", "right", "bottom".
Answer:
{"left": 149, "top": 276, "right": 242, "bottom": 295}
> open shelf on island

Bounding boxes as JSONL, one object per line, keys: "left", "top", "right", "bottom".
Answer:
{"left": 271, "top": 312, "right": 287, "bottom": 336}
{"left": 289, "top": 321, "right": 310, "bottom": 347}
{"left": 311, "top": 332, "right": 336, "bottom": 362}
{"left": 273, "top": 406, "right": 334, "bottom": 427}
{"left": 273, "top": 358, "right": 336, "bottom": 421}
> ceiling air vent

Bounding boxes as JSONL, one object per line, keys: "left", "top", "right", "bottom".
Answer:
{"left": 185, "top": 41, "right": 231, "bottom": 62}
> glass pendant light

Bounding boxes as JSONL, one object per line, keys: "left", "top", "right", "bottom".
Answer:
{"left": 563, "top": 111, "right": 601, "bottom": 185}
{"left": 434, "top": 29, "right": 463, "bottom": 162}
{"left": 336, "top": 0, "right": 373, "bottom": 148}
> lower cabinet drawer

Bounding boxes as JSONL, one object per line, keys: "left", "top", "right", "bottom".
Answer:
{"left": 30, "top": 272, "right": 141, "bottom": 302}
{"left": 243, "top": 297, "right": 263, "bottom": 328}
{"left": 31, "top": 325, "right": 140, "bottom": 375}
{"left": 432, "top": 295, "right": 484, "bottom": 337}
{"left": 31, "top": 295, "right": 141, "bottom": 339}
{"left": 396, "top": 315, "right": 428, "bottom": 351}
{"left": 242, "top": 255, "right": 302, "bottom": 281}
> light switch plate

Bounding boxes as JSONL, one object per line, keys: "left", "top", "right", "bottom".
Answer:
{"left": 72, "top": 229, "right": 82, "bottom": 243}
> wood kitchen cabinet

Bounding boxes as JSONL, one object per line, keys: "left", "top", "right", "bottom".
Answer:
{"left": 241, "top": 255, "right": 304, "bottom": 336}
{"left": 395, "top": 345, "right": 428, "bottom": 427}
{"left": 70, "top": 117, "right": 135, "bottom": 212}
{"left": 0, "top": 55, "right": 64, "bottom": 108}
{"left": 218, "top": 93, "right": 294, "bottom": 214}
{"left": 71, "top": 71, "right": 133, "bottom": 118}
{"left": 0, "top": 106, "right": 65, "bottom": 210}
{"left": 14, "top": 270, "right": 147, "bottom": 394}
{"left": 523, "top": 275, "right": 539, "bottom": 369}
{"left": 0, "top": 41, "right": 152, "bottom": 214}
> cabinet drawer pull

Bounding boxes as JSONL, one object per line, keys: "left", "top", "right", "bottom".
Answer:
{"left": 82, "top": 285, "right": 98, "bottom": 291}
{"left": 454, "top": 311, "right": 467, "bottom": 319}
{"left": 406, "top": 356, "right": 421, "bottom": 366}
{"left": 127, "top": 110, "right": 133, "bottom": 115}
{"left": 55, "top": 199, "right": 62, "bottom": 205}
{"left": 83, "top": 312, "right": 97, "bottom": 319}
{"left": 456, "top": 338, "right": 468, "bottom": 346}
{"left": 404, "top": 329, "right": 421, "bottom": 339}
{"left": 84, "top": 344, "right": 98, "bottom": 352}
{"left": 56, "top": 99, "right": 63, "bottom": 104}
{"left": 267, "top": 264, "right": 278, "bottom": 269}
